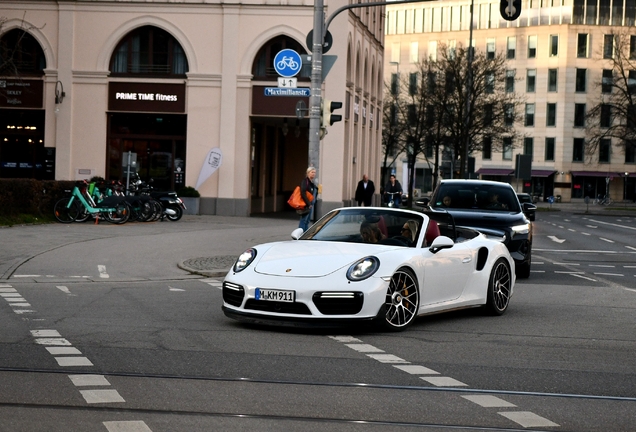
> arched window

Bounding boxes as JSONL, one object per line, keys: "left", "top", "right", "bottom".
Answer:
{"left": 0, "top": 29, "right": 46, "bottom": 76}
{"left": 252, "top": 36, "right": 309, "bottom": 80}
{"left": 110, "top": 26, "right": 188, "bottom": 77}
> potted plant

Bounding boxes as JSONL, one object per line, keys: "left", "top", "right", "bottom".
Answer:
{"left": 177, "top": 186, "right": 200, "bottom": 215}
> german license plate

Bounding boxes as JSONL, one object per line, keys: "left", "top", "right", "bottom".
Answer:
{"left": 255, "top": 288, "right": 295, "bottom": 302}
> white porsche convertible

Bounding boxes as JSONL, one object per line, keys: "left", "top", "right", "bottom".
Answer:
{"left": 222, "top": 207, "right": 514, "bottom": 331}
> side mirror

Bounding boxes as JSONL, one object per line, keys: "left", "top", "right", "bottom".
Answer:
{"left": 428, "top": 235, "right": 454, "bottom": 253}
{"left": 522, "top": 203, "right": 537, "bottom": 212}
{"left": 291, "top": 228, "right": 304, "bottom": 240}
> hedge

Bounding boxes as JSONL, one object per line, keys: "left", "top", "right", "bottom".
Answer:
{"left": 0, "top": 179, "right": 76, "bottom": 217}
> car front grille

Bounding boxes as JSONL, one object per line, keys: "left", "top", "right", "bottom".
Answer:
{"left": 244, "top": 299, "right": 312, "bottom": 315}
{"left": 223, "top": 281, "right": 245, "bottom": 307}
{"left": 312, "top": 292, "right": 364, "bottom": 315}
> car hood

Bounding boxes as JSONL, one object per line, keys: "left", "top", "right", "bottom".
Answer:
{"left": 254, "top": 241, "right": 398, "bottom": 277}
{"left": 432, "top": 208, "right": 526, "bottom": 236}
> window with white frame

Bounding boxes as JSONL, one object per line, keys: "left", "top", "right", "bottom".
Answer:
{"left": 507, "top": 37, "right": 516, "bottom": 59}
{"left": 503, "top": 138, "right": 513, "bottom": 160}
{"left": 486, "top": 38, "right": 495, "bottom": 59}
{"left": 428, "top": 40, "right": 437, "bottom": 61}
{"left": 527, "top": 35, "right": 537, "bottom": 58}
{"left": 525, "top": 103, "right": 535, "bottom": 127}
{"left": 549, "top": 34, "right": 559, "bottom": 57}
{"left": 410, "top": 42, "right": 419, "bottom": 63}
{"left": 391, "top": 43, "right": 400, "bottom": 63}
{"left": 577, "top": 33, "right": 589, "bottom": 58}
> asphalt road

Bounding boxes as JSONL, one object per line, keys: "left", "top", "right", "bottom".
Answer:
{"left": 1, "top": 211, "right": 635, "bottom": 432}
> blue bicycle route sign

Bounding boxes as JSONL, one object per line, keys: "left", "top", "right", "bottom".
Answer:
{"left": 273, "top": 49, "right": 302, "bottom": 78}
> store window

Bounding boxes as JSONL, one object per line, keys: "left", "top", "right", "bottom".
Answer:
{"left": 110, "top": 26, "right": 189, "bottom": 77}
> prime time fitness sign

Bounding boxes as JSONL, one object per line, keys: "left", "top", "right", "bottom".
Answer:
{"left": 108, "top": 82, "right": 186, "bottom": 113}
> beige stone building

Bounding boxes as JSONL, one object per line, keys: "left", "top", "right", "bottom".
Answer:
{"left": 1, "top": 0, "right": 384, "bottom": 216}
{"left": 385, "top": 0, "right": 636, "bottom": 202}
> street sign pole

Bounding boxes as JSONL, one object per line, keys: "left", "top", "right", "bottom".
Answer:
{"left": 309, "top": 0, "right": 324, "bottom": 183}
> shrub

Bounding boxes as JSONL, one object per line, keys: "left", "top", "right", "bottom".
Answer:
{"left": 177, "top": 186, "right": 200, "bottom": 197}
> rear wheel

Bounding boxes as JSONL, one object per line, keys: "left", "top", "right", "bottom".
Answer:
{"left": 165, "top": 205, "right": 183, "bottom": 221}
{"left": 381, "top": 268, "right": 419, "bottom": 331}
{"left": 54, "top": 198, "right": 80, "bottom": 223}
{"left": 485, "top": 258, "right": 512, "bottom": 316}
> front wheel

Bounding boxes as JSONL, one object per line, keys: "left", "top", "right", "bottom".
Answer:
{"left": 380, "top": 268, "right": 419, "bottom": 331}
{"left": 484, "top": 258, "right": 512, "bottom": 316}
{"left": 54, "top": 197, "right": 80, "bottom": 223}
{"left": 165, "top": 205, "right": 183, "bottom": 221}
{"left": 104, "top": 202, "right": 130, "bottom": 224}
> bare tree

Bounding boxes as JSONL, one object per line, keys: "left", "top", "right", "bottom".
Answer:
{"left": 585, "top": 30, "right": 636, "bottom": 163}
{"left": 382, "top": 43, "right": 524, "bottom": 205}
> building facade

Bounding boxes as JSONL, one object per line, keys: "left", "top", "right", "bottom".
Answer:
{"left": 0, "top": 0, "right": 385, "bottom": 216}
{"left": 385, "top": 0, "right": 636, "bottom": 202}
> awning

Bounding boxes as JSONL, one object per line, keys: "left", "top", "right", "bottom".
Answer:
{"left": 475, "top": 168, "right": 514, "bottom": 176}
{"left": 531, "top": 169, "right": 557, "bottom": 177}
{"left": 570, "top": 171, "right": 623, "bottom": 178}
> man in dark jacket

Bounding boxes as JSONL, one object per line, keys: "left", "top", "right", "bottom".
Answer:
{"left": 354, "top": 174, "right": 375, "bottom": 206}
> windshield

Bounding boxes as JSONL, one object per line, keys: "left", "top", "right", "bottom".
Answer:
{"left": 433, "top": 183, "right": 521, "bottom": 212}
{"left": 301, "top": 208, "right": 425, "bottom": 247}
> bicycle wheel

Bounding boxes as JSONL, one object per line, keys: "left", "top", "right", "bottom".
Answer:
{"left": 54, "top": 197, "right": 80, "bottom": 223}
{"left": 74, "top": 207, "right": 91, "bottom": 223}
{"left": 104, "top": 201, "right": 130, "bottom": 224}
{"left": 604, "top": 198, "right": 612, "bottom": 206}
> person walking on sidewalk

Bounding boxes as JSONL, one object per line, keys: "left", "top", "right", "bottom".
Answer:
{"left": 299, "top": 167, "right": 317, "bottom": 232}
{"left": 354, "top": 174, "right": 375, "bottom": 206}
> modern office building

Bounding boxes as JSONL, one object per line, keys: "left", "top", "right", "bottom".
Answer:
{"left": 385, "top": 0, "right": 635, "bottom": 202}
{"left": 0, "top": 0, "right": 385, "bottom": 216}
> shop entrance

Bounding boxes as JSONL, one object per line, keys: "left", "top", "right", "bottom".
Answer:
{"left": 250, "top": 117, "right": 308, "bottom": 214}
{"left": 107, "top": 113, "right": 186, "bottom": 191}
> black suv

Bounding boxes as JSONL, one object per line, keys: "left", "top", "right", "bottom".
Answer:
{"left": 422, "top": 180, "right": 536, "bottom": 278}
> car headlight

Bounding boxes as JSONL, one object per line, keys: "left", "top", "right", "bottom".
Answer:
{"left": 511, "top": 223, "right": 530, "bottom": 237}
{"left": 234, "top": 248, "right": 257, "bottom": 272}
{"left": 347, "top": 256, "right": 380, "bottom": 281}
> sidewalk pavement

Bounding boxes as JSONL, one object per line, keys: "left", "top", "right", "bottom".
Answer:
{"left": 176, "top": 202, "right": 635, "bottom": 278}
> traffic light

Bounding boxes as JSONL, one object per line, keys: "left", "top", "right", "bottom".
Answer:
{"left": 321, "top": 99, "right": 343, "bottom": 127}
{"left": 500, "top": 0, "right": 521, "bottom": 21}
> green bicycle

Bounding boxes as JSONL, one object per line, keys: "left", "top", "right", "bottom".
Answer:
{"left": 53, "top": 181, "right": 130, "bottom": 224}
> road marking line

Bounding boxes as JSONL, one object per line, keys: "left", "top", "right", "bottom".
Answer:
{"left": 553, "top": 263, "right": 580, "bottom": 266}
{"left": 13, "top": 309, "right": 35, "bottom": 314}
{"left": 462, "top": 395, "right": 516, "bottom": 407}
{"left": 599, "top": 237, "right": 614, "bottom": 243}
{"left": 80, "top": 389, "right": 125, "bottom": 404}
{"left": 585, "top": 225, "right": 598, "bottom": 228}
{"left": 46, "top": 347, "right": 82, "bottom": 355}
{"left": 627, "top": 246, "right": 636, "bottom": 251}
{"left": 534, "top": 262, "right": 544, "bottom": 265}
{"left": 570, "top": 274, "right": 597, "bottom": 282}
{"left": 568, "top": 229, "right": 576, "bottom": 232}
{"left": 9, "top": 302, "right": 31, "bottom": 307}
{"left": 0, "top": 293, "right": 21, "bottom": 297}
{"left": 329, "top": 336, "right": 362, "bottom": 343}
{"left": 593, "top": 272, "right": 624, "bottom": 277}
{"left": 31, "top": 330, "right": 61, "bottom": 337}
{"left": 34, "top": 338, "right": 72, "bottom": 346}
{"left": 98, "top": 265, "right": 109, "bottom": 278}
{"left": 103, "top": 421, "right": 152, "bottom": 432}
{"left": 5, "top": 297, "right": 27, "bottom": 302}
{"left": 366, "top": 354, "right": 409, "bottom": 363}
{"left": 590, "top": 264, "right": 615, "bottom": 268}
{"left": 393, "top": 365, "right": 439, "bottom": 375}
{"left": 548, "top": 236, "right": 565, "bottom": 243}
{"left": 420, "top": 376, "right": 467, "bottom": 386}
{"left": 499, "top": 411, "right": 559, "bottom": 428}
{"left": 582, "top": 232, "right": 591, "bottom": 236}
{"left": 555, "top": 271, "right": 584, "bottom": 274}
{"left": 625, "top": 265, "right": 636, "bottom": 268}
{"left": 530, "top": 270, "right": 545, "bottom": 273}
{"left": 55, "top": 357, "right": 94, "bottom": 367}
{"left": 345, "top": 344, "right": 384, "bottom": 353}
{"left": 169, "top": 287, "right": 185, "bottom": 291}
{"left": 626, "top": 288, "right": 636, "bottom": 292}
{"left": 588, "top": 218, "right": 636, "bottom": 231}
{"left": 69, "top": 375, "right": 111, "bottom": 387}
{"left": 12, "top": 275, "right": 41, "bottom": 278}
{"left": 56, "top": 286, "right": 71, "bottom": 294}
{"left": 0, "top": 284, "right": 13, "bottom": 288}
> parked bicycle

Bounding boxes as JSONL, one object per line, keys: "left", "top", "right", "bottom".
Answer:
{"left": 53, "top": 181, "right": 130, "bottom": 224}
{"left": 593, "top": 194, "right": 612, "bottom": 206}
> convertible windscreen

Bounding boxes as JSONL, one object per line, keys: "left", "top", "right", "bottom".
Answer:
{"left": 301, "top": 209, "right": 425, "bottom": 247}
